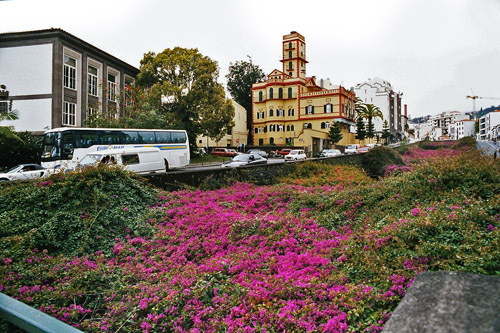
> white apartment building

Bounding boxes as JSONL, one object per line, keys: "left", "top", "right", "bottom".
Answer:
{"left": 448, "top": 119, "right": 475, "bottom": 140}
{"left": 354, "top": 77, "right": 405, "bottom": 142}
{"left": 413, "top": 111, "right": 470, "bottom": 141}
{"left": 479, "top": 110, "right": 500, "bottom": 141}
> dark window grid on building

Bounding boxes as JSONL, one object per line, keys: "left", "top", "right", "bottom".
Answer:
{"left": 63, "top": 101, "right": 76, "bottom": 126}
{"left": 107, "top": 74, "right": 117, "bottom": 101}
{"left": 88, "top": 66, "right": 98, "bottom": 96}
{"left": 63, "top": 55, "right": 77, "bottom": 90}
{"left": 306, "top": 105, "right": 314, "bottom": 115}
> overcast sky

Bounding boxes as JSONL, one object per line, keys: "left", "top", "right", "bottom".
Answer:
{"left": 1, "top": 0, "right": 500, "bottom": 118}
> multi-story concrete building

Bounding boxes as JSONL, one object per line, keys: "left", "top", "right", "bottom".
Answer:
{"left": 0, "top": 28, "right": 138, "bottom": 133}
{"left": 251, "top": 31, "right": 356, "bottom": 156}
{"left": 448, "top": 119, "right": 475, "bottom": 140}
{"left": 196, "top": 100, "right": 248, "bottom": 149}
{"left": 354, "top": 77, "right": 405, "bottom": 142}
{"left": 413, "top": 110, "right": 470, "bottom": 141}
{"left": 479, "top": 110, "right": 500, "bottom": 141}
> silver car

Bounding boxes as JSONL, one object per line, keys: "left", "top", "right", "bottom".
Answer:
{"left": 221, "top": 153, "right": 267, "bottom": 168}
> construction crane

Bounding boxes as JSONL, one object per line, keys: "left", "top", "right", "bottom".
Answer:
{"left": 467, "top": 90, "right": 500, "bottom": 112}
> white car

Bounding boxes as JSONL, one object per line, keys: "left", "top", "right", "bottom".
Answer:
{"left": 319, "top": 149, "right": 342, "bottom": 158}
{"left": 284, "top": 149, "right": 307, "bottom": 161}
{"left": 0, "top": 164, "right": 48, "bottom": 182}
{"left": 344, "top": 144, "right": 360, "bottom": 154}
{"left": 221, "top": 153, "right": 267, "bottom": 168}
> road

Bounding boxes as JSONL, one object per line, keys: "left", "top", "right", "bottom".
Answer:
{"left": 476, "top": 140, "right": 499, "bottom": 157}
{"left": 175, "top": 157, "right": 286, "bottom": 173}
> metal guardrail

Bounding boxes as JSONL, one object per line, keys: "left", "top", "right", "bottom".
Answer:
{"left": 0, "top": 292, "right": 82, "bottom": 333}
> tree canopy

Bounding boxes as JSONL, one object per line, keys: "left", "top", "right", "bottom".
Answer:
{"left": 226, "top": 56, "right": 265, "bottom": 143}
{"left": 355, "top": 117, "right": 366, "bottom": 143}
{"left": 135, "top": 48, "right": 235, "bottom": 146}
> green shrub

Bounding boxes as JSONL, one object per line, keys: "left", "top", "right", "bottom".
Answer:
{"left": 361, "top": 147, "right": 404, "bottom": 178}
{"left": 0, "top": 166, "right": 158, "bottom": 258}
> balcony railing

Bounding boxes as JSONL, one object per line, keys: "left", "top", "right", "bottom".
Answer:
{"left": 0, "top": 292, "right": 82, "bottom": 333}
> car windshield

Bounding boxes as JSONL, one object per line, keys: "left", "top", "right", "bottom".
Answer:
{"left": 347, "top": 145, "right": 357, "bottom": 149}
{"left": 232, "top": 155, "right": 250, "bottom": 162}
{"left": 290, "top": 151, "right": 299, "bottom": 155}
{"left": 80, "top": 154, "right": 103, "bottom": 166}
{"left": 6, "top": 165, "right": 23, "bottom": 173}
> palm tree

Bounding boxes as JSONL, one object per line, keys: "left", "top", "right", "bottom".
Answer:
{"left": 356, "top": 103, "right": 383, "bottom": 142}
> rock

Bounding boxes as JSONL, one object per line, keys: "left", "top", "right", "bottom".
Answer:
{"left": 382, "top": 271, "right": 500, "bottom": 333}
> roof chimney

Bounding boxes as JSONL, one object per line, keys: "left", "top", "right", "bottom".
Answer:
{"left": 404, "top": 104, "right": 408, "bottom": 118}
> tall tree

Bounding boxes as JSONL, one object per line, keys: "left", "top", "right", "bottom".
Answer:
{"left": 328, "top": 121, "right": 343, "bottom": 146}
{"left": 355, "top": 116, "right": 366, "bottom": 143}
{"left": 226, "top": 56, "right": 265, "bottom": 144}
{"left": 356, "top": 103, "right": 383, "bottom": 141}
{"left": 381, "top": 120, "right": 391, "bottom": 144}
{"left": 135, "top": 48, "right": 235, "bottom": 147}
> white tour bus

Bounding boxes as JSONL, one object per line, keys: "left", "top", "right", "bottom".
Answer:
{"left": 41, "top": 127, "right": 190, "bottom": 171}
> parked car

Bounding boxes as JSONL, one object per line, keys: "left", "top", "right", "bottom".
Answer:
{"left": 220, "top": 153, "right": 267, "bottom": 168}
{"left": 357, "top": 146, "right": 370, "bottom": 154}
{"left": 247, "top": 149, "right": 268, "bottom": 158}
{"left": 211, "top": 148, "right": 238, "bottom": 157}
{"left": 0, "top": 164, "right": 48, "bottom": 182}
{"left": 318, "top": 149, "right": 342, "bottom": 158}
{"left": 344, "top": 144, "right": 360, "bottom": 154}
{"left": 278, "top": 148, "right": 292, "bottom": 158}
{"left": 77, "top": 147, "right": 167, "bottom": 174}
{"left": 284, "top": 149, "right": 307, "bottom": 161}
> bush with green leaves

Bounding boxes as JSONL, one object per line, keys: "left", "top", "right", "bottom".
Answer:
{"left": 0, "top": 165, "right": 159, "bottom": 258}
{"left": 361, "top": 146, "right": 404, "bottom": 178}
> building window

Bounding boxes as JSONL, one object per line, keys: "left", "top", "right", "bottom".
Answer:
{"left": 88, "top": 66, "right": 98, "bottom": 96}
{"left": 269, "top": 109, "right": 274, "bottom": 117}
{"left": 288, "top": 108, "right": 295, "bottom": 116}
{"left": 270, "top": 137, "right": 275, "bottom": 145}
{"left": 107, "top": 74, "right": 117, "bottom": 101}
{"left": 306, "top": 105, "right": 314, "bottom": 115}
{"left": 278, "top": 125, "right": 284, "bottom": 132}
{"left": 277, "top": 109, "right": 284, "bottom": 117}
{"left": 259, "top": 91, "right": 263, "bottom": 102}
{"left": 0, "top": 101, "right": 9, "bottom": 114}
{"left": 278, "top": 88, "right": 283, "bottom": 99}
{"left": 288, "top": 87, "right": 292, "bottom": 98}
{"left": 289, "top": 51, "right": 292, "bottom": 59}
{"left": 288, "top": 61, "right": 293, "bottom": 70}
{"left": 63, "top": 55, "right": 76, "bottom": 90}
{"left": 289, "top": 72, "right": 293, "bottom": 77}
{"left": 324, "top": 104, "right": 332, "bottom": 113}
{"left": 325, "top": 121, "right": 330, "bottom": 129}
{"left": 304, "top": 123, "right": 312, "bottom": 129}
{"left": 63, "top": 101, "right": 76, "bottom": 126}
{"left": 270, "top": 124, "right": 275, "bottom": 132}
{"left": 287, "top": 125, "right": 290, "bottom": 131}
{"left": 291, "top": 125, "right": 294, "bottom": 131}
{"left": 288, "top": 42, "right": 292, "bottom": 49}
{"left": 321, "top": 122, "right": 326, "bottom": 129}
{"left": 269, "top": 88, "right": 274, "bottom": 99}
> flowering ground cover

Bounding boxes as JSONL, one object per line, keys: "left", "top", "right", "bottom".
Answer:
{"left": 1, "top": 143, "right": 499, "bottom": 332}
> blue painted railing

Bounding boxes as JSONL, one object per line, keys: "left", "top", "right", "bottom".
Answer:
{"left": 0, "top": 292, "right": 82, "bottom": 333}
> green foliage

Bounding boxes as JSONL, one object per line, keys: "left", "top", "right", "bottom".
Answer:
{"left": 381, "top": 120, "right": 391, "bottom": 143}
{"left": 0, "top": 128, "right": 42, "bottom": 171}
{"left": 226, "top": 56, "right": 265, "bottom": 143}
{"left": 356, "top": 104, "right": 383, "bottom": 140}
{"left": 361, "top": 147, "right": 404, "bottom": 178}
{"left": 355, "top": 117, "right": 366, "bottom": 142}
{"left": 135, "top": 47, "right": 235, "bottom": 146}
{"left": 328, "top": 121, "right": 343, "bottom": 145}
{"left": 0, "top": 166, "right": 158, "bottom": 258}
